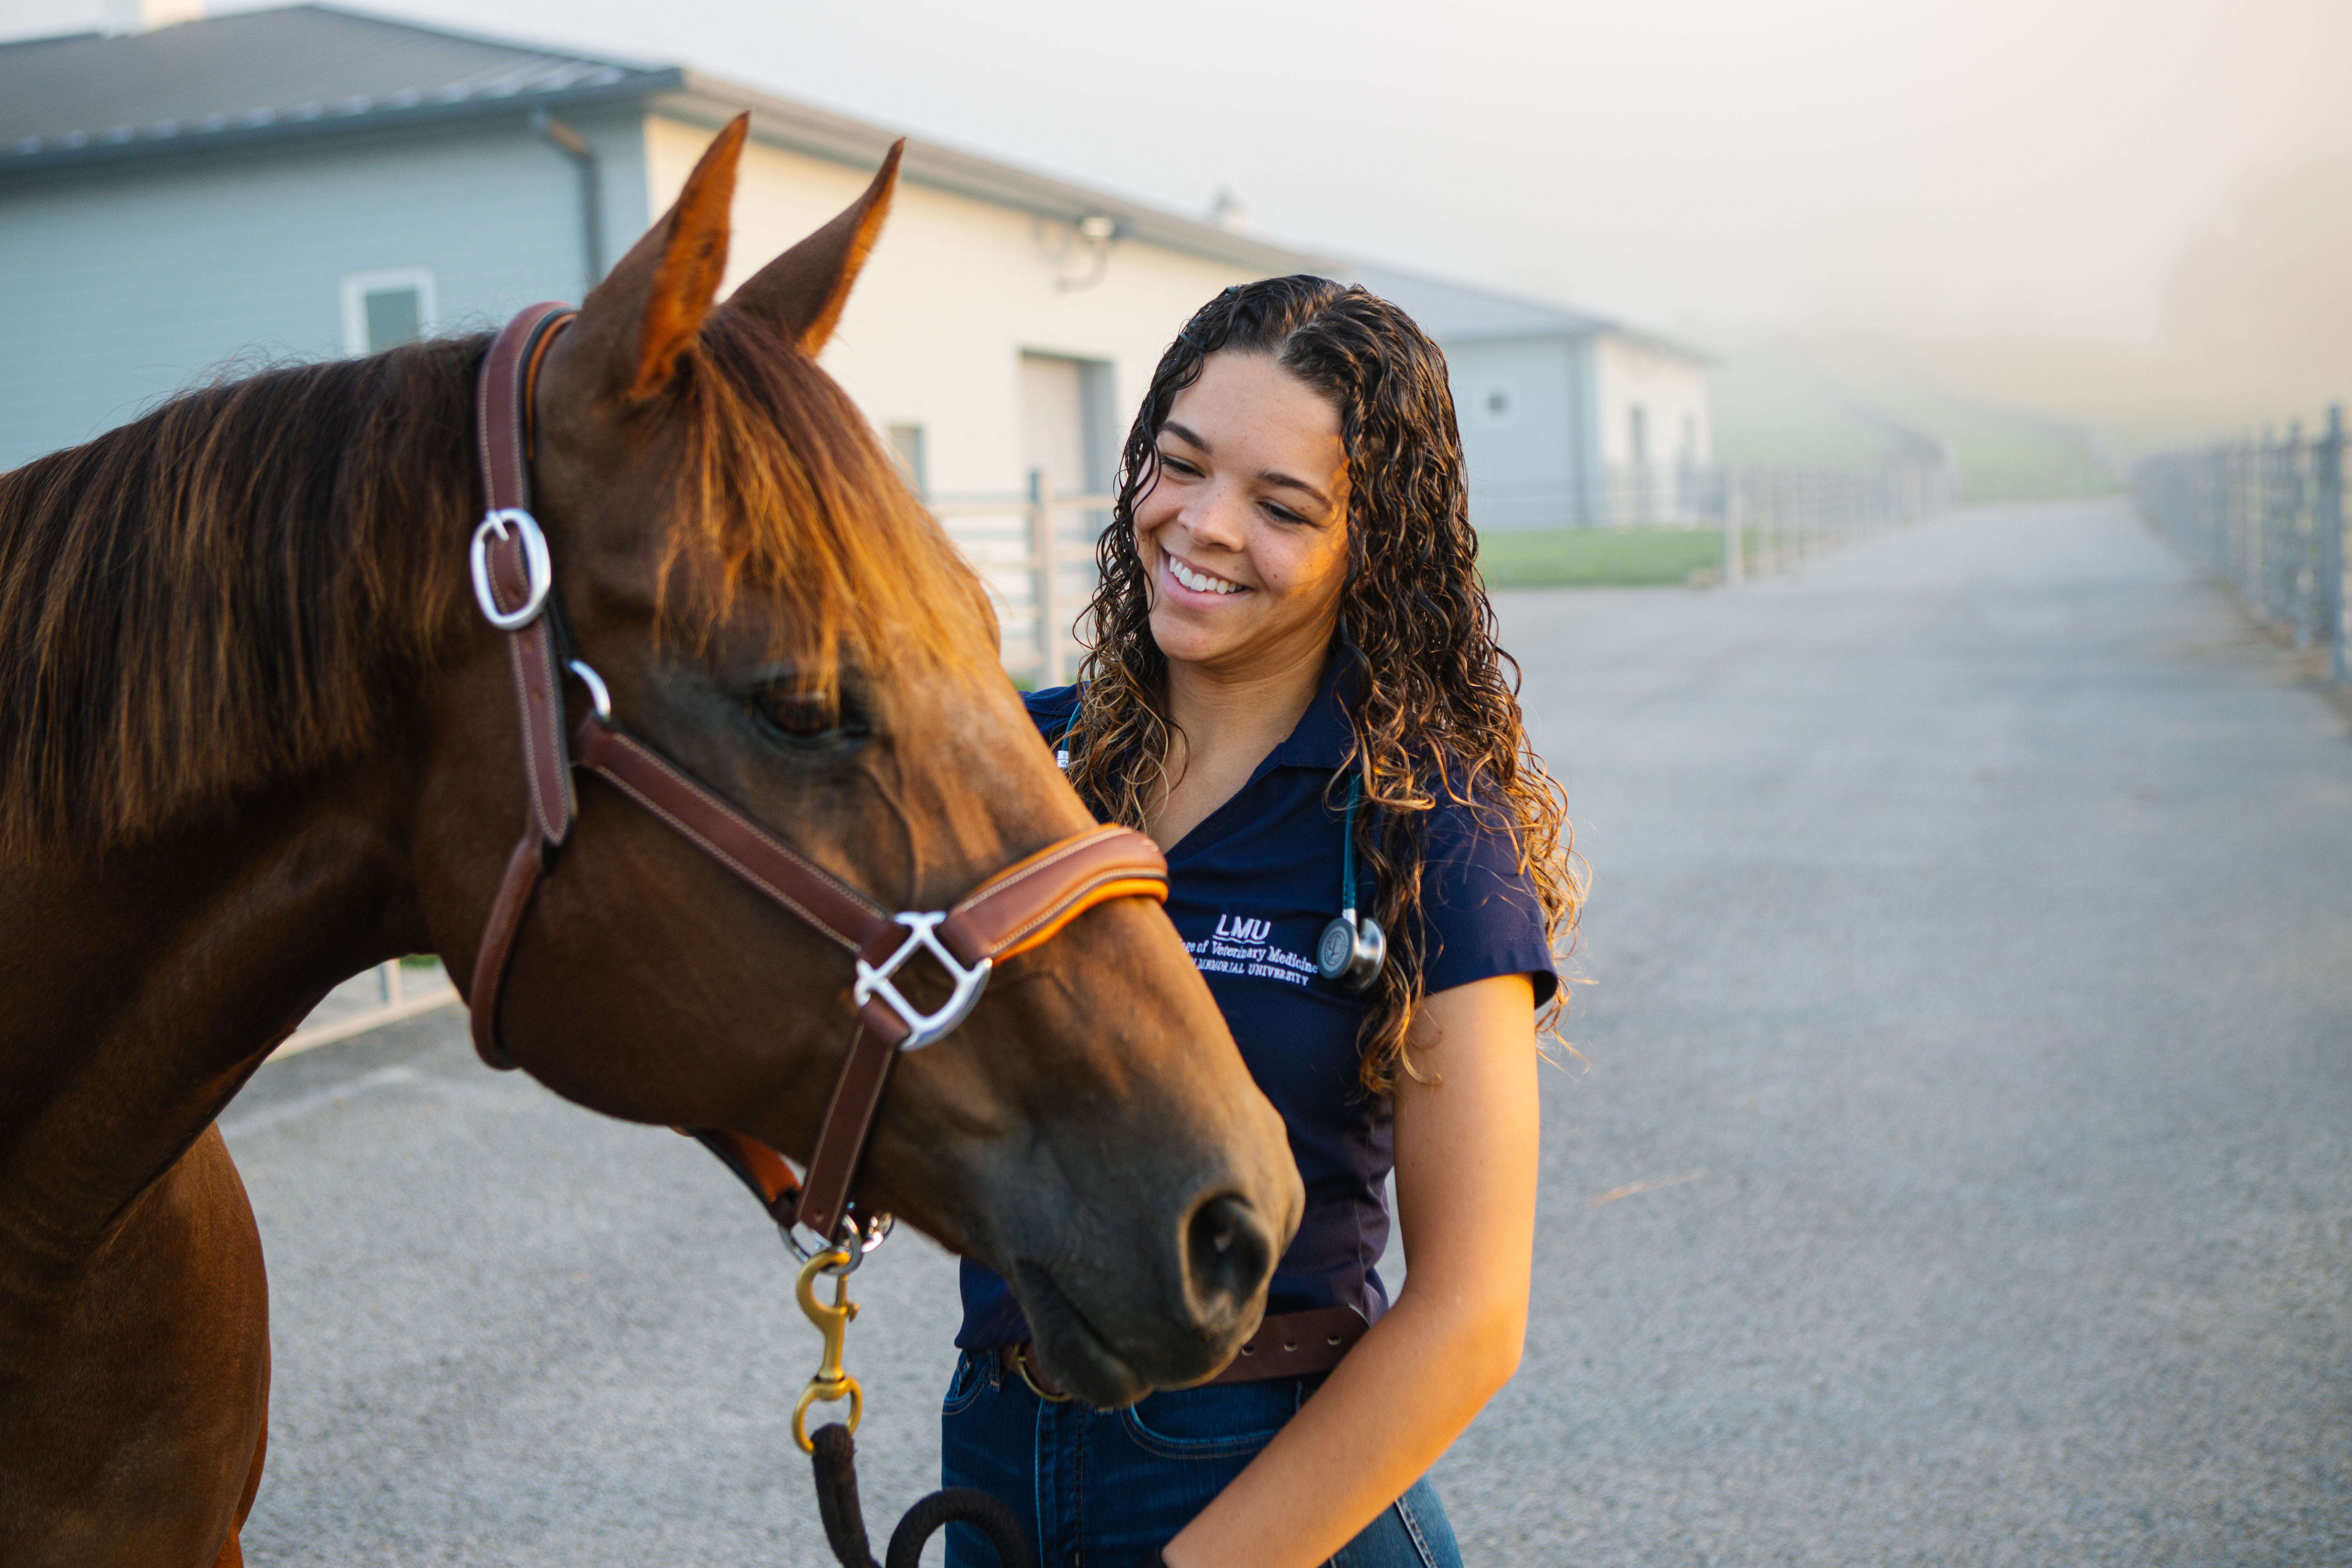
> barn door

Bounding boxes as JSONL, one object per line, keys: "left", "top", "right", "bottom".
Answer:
{"left": 1019, "top": 352, "right": 1115, "bottom": 683}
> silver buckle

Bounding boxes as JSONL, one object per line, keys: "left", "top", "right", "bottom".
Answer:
{"left": 854, "top": 912, "right": 992, "bottom": 1051}
{"left": 470, "top": 508, "right": 553, "bottom": 630}
{"left": 785, "top": 1209, "right": 895, "bottom": 1270}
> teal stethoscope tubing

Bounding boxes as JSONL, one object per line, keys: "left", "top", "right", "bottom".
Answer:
{"left": 1057, "top": 715, "right": 1377, "bottom": 980}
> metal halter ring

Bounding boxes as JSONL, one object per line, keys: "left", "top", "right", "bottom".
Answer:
{"left": 470, "top": 508, "right": 554, "bottom": 630}
{"left": 566, "top": 659, "right": 613, "bottom": 719}
{"left": 785, "top": 1210, "right": 894, "bottom": 1271}
{"left": 854, "top": 913, "right": 993, "bottom": 1051}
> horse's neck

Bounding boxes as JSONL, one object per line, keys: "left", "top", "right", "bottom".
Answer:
{"left": 0, "top": 765, "right": 416, "bottom": 1252}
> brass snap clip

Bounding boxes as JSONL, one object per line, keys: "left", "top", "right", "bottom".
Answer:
{"left": 791, "top": 1246, "right": 864, "bottom": 1453}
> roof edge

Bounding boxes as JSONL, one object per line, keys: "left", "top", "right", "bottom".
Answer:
{"left": 667, "top": 74, "right": 1337, "bottom": 278}
{"left": 1350, "top": 259, "right": 1721, "bottom": 367}
{"left": 0, "top": 69, "right": 682, "bottom": 180}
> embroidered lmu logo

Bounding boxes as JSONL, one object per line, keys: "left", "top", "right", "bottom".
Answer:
{"left": 1214, "top": 913, "right": 1271, "bottom": 942}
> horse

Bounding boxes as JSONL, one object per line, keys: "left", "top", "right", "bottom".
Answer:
{"left": 0, "top": 116, "right": 1302, "bottom": 1567}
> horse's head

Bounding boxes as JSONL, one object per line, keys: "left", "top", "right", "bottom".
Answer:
{"left": 416, "top": 118, "right": 1299, "bottom": 1405}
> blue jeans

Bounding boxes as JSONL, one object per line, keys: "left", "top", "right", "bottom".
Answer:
{"left": 940, "top": 1348, "right": 1462, "bottom": 1568}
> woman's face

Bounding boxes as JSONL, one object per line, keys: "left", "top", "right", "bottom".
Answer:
{"left": 1133, "top": 351, "right": 1352, "bottom": 680}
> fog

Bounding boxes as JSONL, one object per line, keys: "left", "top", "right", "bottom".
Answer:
{"left": 8, "top": 0, "right": 2348, "bottom": 452}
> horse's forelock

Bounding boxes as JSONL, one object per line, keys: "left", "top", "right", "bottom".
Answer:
{"left": 659, "top": 307, "right": 993, "bottom": 688}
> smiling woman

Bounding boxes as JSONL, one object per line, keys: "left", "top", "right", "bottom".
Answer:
{"left": 940, "top": 276, "right": 1581, "bottom": 1568}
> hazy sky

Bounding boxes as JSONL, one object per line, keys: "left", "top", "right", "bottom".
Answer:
{"left": 7, "top": 0, "right": 2349, "bottom": 347}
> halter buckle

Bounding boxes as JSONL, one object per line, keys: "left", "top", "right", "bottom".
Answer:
{"left": 854, "top": 912, "right": 992, "bottom": 1051}
{"left": 470, "top": 508, "right": 554, "bottom": 630}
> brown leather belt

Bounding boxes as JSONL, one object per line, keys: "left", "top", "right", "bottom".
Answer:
{"left": 1001, "top": 1304, "right": 1370, "bottom": 1401}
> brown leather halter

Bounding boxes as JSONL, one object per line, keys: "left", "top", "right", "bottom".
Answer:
{"left": 464, "top": 301, "right": 1170, "bottom": 1246}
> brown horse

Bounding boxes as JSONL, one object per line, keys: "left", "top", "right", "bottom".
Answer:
{"left": 0, "top": 118, "right": 1300, "bottom": 1567}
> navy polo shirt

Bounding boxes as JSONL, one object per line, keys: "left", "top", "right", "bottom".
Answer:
{"left": 954, "top": 659, "right": 1558, "bottom": 1349}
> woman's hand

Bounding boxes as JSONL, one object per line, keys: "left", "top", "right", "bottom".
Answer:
{"left": 1161, "top": 971, "right": 1541, "bottom": 1567}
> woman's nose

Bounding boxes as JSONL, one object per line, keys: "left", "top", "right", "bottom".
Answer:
{"left": 1180, "top": 484, "right": 1250, "bottom": 551}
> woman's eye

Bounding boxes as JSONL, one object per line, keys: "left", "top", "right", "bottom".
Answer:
{"left": 757, "top": 689, "right": 838, "bottom": 738}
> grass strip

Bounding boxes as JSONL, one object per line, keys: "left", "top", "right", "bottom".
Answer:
{"left": 1477, "top": 527, "right": 1726, "bottom": 588}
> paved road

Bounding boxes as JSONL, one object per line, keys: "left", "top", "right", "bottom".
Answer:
{"left": 232, "top": 499, "right": 2352, "bottom": 1565}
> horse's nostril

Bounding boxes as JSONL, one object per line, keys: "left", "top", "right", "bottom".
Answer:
{"left": 1185, "top": 1193, "right": 1272, "bottom": 1314}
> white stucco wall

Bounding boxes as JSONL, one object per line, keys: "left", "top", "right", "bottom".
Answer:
{"left": 1586, "top": 334, "right": 1714, "bottom": 523}
{"left": 1592, "top": 334, "right": 1712, "bottom": 467}
{"left": 648, "top": 118, "right": 1267, "bottom": 501}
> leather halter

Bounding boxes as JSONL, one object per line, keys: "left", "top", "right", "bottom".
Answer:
{"left": 464, "top": 302, "right": 1170, "bottom": 1245}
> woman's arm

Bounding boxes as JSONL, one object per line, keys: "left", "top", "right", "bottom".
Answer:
{"left": 1163, "top": 971, "right": 1541, "bottom": 1567}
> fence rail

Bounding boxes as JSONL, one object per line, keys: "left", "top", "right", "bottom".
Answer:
{"left": 931, "top": 468, "right": 1113, "bottom": 686}
{"left": 1715, "top": 461, "right": 1955, "bottom": 585}
{"left": 276, "top": 959, "right": 459, "bottom": 1058}
{"left": 939, "top": 460, "right": 1958, "bottom": 662}
{"left": 2132, "top": 406, "right": 2349, "bottom": 683}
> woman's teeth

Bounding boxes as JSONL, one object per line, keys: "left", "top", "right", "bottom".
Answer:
{"left": 1170, "top": 557, "right": 1242, "bottom": 595}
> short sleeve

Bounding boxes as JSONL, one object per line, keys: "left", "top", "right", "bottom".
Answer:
{"left": 1020, "top": 684, "right": 1081, "bottom": 748}
{"left": 1414, "top": 796, "right": 1559, "bottom": 1007}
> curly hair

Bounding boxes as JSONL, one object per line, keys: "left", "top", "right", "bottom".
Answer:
{"left": 1064, "top": 275, "right": 1579, "bottom": 1094}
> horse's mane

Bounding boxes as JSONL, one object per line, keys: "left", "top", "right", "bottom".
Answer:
{"left": 0, "top": 307, "right": 990, "bottom": 862}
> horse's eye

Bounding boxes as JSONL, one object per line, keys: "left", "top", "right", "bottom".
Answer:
{"left": 756, "top": 689, "right": 837, "bottom": 738}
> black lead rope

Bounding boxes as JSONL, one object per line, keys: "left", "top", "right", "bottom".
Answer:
{"left": 807, "top": 1422, "right": 1033, "bottom": 1568}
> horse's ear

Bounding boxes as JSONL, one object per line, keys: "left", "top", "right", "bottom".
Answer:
{"left": 568, "top": 114, "right": 748, "bottom": 402}
{"left": 727, "top": 139, "right": 903, "bottom": 357}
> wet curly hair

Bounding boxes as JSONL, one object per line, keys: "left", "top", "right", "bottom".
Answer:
{"left": 1064, "top": 274, "right": 1579, "bottom": 1094}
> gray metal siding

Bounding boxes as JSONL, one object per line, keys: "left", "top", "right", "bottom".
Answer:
{"left": 1446, "top": 335, "right": 1587, "bottom": 530}
{"left": 0, "top": 111, "right": 648, "bottom": 471}
{"left": 1568, "top": 334, "right": 1599, "bottom": 524}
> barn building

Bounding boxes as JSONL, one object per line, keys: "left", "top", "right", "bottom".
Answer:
{"left": 0, "top": 2, "right": 1335, "bottom": 676}
{"left": 1352, "top": 266, "right": 1717, "bottom": 528}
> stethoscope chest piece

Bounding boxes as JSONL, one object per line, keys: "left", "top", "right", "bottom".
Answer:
{"left": 1318, "top": 771, "right": 1386, "bottom": 991}
{"left": 1317, "top": 907, "right": 1386, "bottom": 990}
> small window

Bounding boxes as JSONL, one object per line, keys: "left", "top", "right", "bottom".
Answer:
{"left": 886, "top": 423, "right": 929, "bottom": 497}
{"left": 339, "top": 267, "right": 438, "bottom": 356}
{"left": 1477, "top": 383, "right": 1518, "bottom": 427}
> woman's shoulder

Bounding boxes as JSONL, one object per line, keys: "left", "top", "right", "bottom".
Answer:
{"left": 1020, "top": 683, "right": 1081, "bottom": 742}
{"left": 1410, "top": 779, "right": 1559, "bottom": 1004}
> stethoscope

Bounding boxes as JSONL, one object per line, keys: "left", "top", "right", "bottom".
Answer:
{"left": 1056, "top": 721, "right": 1385, "bottom": 992}
{"left": 1316, "top": 773, "right": 1386, "bottom": 991}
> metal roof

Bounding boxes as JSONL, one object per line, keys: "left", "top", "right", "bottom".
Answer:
{"left": 1349, "top": 263, "right": 1717, "bottom": 366}
{"left": 0, "top": 5, "right": 677, "bottom": 171}
{"left": 1349, "top": 264, "right": 1615, "bottom": 340}
{"left": 654, "top": 76, "right": 1332, "bottom": 278}
{"left": 0, "top": 3, "right": 1329, "bottom": 276}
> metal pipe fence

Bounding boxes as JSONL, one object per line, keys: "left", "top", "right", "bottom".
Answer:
{"left": 939, "top": 459, "right": 1960, "bottom": 657}
{"left": 2132, "top": 406, "right": 2349, "bottom": 682}
{"left": 276, "top": 958, "right": 459, "bottom": 1058}
{"left": 1715, "top": 460, "right": 1956, "bottom": 586}
{"left": 931, "top": 467, "right": 1113, "bottom": 687}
